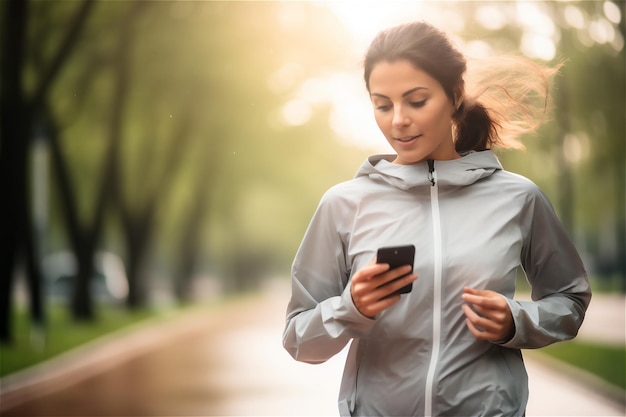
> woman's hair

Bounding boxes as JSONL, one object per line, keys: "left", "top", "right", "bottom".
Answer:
{"left": 363, "top": 21, "right": 559, "bottom": 152}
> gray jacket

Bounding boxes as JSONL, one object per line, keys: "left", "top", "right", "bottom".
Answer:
{"left": 283, "top": 151, "right": 591, "bottom": 416}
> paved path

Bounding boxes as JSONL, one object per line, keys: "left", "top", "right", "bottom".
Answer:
{"left": 1, "top": 280, "right": 624, "bottom": 416}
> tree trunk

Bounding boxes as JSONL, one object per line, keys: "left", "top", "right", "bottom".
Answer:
{"left": 44, "top": 107, "right": 95, "bottom": 320}
{"left": 123, "top": 217, "right": 153, "bottom": 309}
{"left": 174, "top": 179, "right": 208, "bottom": 303}
{"left": 110, "top": 1, "right": 192, "bottom": 309}
{"left": 72, "top": 242, "right": 95, "bottom": 320}
{"left": 0, "top": 0, "right": 29, "bottom": 344}
{"left": 555, "top": 72, "right": 575, "bottom": 236}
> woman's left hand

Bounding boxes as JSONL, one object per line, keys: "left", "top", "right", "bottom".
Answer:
{"left": 461, "top": 287, "right": 515, "bottom": 342}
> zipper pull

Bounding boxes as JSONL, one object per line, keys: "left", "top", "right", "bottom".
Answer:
{"left": 427, "top": 160, "right": 435, "bottom": 186}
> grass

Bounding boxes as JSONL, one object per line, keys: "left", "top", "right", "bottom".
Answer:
{"left": 0, "top": 303, "right": 156, "bottom": 378}
{"left": 539, "top": 340, "right": 626, "bottom": 391}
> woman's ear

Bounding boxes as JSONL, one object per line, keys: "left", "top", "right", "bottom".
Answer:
{"left": 453, "top": 85, "right": 464, "bottom": 109}
{"left": 455, "top": 96, "right": 464, "bottom": 111}
{"left": 452, "top": 84, "right": 465, "bottom": 116}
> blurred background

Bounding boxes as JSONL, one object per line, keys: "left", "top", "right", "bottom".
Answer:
{"left": 0, "top": 0, "right": 624, "bottom": 415}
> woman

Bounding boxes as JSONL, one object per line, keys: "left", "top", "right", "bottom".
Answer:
{"left": 283, "top": 21, "right": 591, "bottom": 417}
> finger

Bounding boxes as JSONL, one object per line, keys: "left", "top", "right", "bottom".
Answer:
{"left": 465, "top": 318, "right": 496, "bottom": 340}
{"left": 353, "top": 273, "right": 408, "bottom": 303}
{"left": 377, "top": 273, "right": 417, "bottom": 298}
{"left": 462, "top": 290, "right": 507, "bottom": 310}
{"left": 465, "top": 317, "right": 503, "bottom": 341}
{"left": 463, "top": 304, "right": 512, "bottom": 342}
{"left": 374, "top": 265, "right": 413, "bottom": 287}
{"left": 463, "top": 287, "right": 502, "bottom": 298}
{"left": 368, "top": 262, "right": 393, "bottom": 276}
{"left": 463, "top": 286, "right": 487, "bottom": 295}
{"left": 357, "top": 272, "right": 416, "bottom": 315}
{"left": 463, "top": 306, "right": 491, "bottom": 338}
{"left": 357, "top": 265, "right": 412, "bottom": 293}
{"left": 352, "top": 262, "right": 391, "bottom": 284}
{"left": 461, "top": 287, "right": 489, "bottom": 305}
{"left": 352, "top": 265, "right": 407, "bottom": 303}
{"left": 358, "top": 292, "right": 401, "bottom": 318}
{"left": 468, "top": 305, "right": 511, "bottom": 331}
{"left": 462, "top": 304, "right": 500, "bottom": 334}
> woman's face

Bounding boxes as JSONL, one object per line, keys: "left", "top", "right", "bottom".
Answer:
{"left": 368, "top": 59, "right": 459, "bottom": 165}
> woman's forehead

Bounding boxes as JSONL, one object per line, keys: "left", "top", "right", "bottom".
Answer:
{"left": 368, "top": 60, "right": 442, "bottom": 96}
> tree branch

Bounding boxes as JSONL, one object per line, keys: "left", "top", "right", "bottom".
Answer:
{"left": 30, "top": 0, "right": 96, "bottom": 111}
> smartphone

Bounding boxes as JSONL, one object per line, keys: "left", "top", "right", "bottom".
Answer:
{"left": 376, "top": 244, "right": 415, "bottom": 295}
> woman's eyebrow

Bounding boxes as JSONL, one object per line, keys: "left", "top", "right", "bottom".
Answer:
{"left": 402, "top": 86, "right": 428, "bottom": 97}
{"left": 370, "top": 86, "right": 428, "bottom": 99}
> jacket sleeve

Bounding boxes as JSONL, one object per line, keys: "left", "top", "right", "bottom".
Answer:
{"left": 282, "top": 190, "right": 375, "bottom": 364}
{"left": 501, "top": 186, "right": 591, "bottom": 349}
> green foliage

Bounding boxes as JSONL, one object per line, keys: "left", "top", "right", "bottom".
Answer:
{"left": 540, "top": 340, "right": 626, "bottom": 390}
{"left": 26, "top": 1, "right": 365, "bottom": 294}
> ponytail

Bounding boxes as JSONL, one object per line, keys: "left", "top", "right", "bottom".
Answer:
{"left": 453, "top": 55, "right": 560, "bottom": 152}
{"left": 454, "top": 99, "right": 500, "bottom": 153}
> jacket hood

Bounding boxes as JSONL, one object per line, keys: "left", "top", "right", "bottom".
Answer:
{"left": 355, "top": 150, "right": 502, "bottom": 190}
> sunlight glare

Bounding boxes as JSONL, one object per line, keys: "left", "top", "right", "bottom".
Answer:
{"left": 520, "top": 32, "right": 556, "bottom": 61}
{"left": 516, "top": 2, "right": 555, "bottom": 37}
{"left": 464, "top": 40, "right": 494, "bottom": 60}
{"left": 589, "top": 17, "right": 617, "bottom": 45}
{"left": 475, "top": 5, "right": 508, "bottom": 31}
{"left": 563, "top": 133, "right": 590, "bottom": 164}
{"left": 516, "top": 2, "right": 556, "bottom": 61}
{"left": 603, "top": 1, "right": 622, "bottom": 24}
{"left": 324, "top": 1, "right": 426, "bottom": 56}
{"left": 610, "top": 31, "right": 624, "bottom": 52}
{"left": 299, "top": 77, "right": 333, "bottom": 105}
{"left": 278, "top": 2, "right": 308, "bottom": 32}
{"left": 326, "top": 72, "right": 390, "bottom": 152}
{"left": 281, "top": 99, "right": 312, "bottom": 126}
{"left": 563, "top": 5, "right": 586, "bottom": 29}
{"left": 268, "top": 63, "right": 305, "bottom": 95}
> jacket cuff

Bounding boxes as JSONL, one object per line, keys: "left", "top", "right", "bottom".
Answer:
{"left": 335, "top": 283, "right": 376, "bottom": 333}
{"left": 497, "top": 298, "right": 523, "bottom": 348}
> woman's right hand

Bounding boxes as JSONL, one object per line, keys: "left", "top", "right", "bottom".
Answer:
{"left": 350, "top": 260, "right": 418, "bottom": 319}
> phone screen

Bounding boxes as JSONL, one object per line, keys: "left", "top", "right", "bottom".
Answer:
{"left": 376, "top": 244, "right": 415, "bottom": 295}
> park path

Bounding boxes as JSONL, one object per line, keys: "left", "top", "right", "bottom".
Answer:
{"left": 1, "top": 280, "right": 624, "bottom": 416}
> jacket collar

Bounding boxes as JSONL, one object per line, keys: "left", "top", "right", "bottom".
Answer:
{"left": 355, "top": 150, "right": 502, "bottom": 190}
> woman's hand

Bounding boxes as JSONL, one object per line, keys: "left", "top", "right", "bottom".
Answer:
{"left": 461, "top": 287, "right": 515, "bottom": 342}
{"left": 351, "top": 260, "right": 418, "bottom": 319}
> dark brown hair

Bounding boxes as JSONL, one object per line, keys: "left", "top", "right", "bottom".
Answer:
{"left": 364, "top": 21, "right": 557, "bottom": 152}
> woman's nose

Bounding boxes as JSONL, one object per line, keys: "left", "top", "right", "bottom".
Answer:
{"left": 392, "top": 106, "right": 409, "bottom": 127}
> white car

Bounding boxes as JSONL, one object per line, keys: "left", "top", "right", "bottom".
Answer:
{"left": 42, "top": 251, "right": 129, "bottom": 303}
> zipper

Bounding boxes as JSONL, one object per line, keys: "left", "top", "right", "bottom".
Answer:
{"left": 424, "top": 160, "right": 442, "bottom": 417}
{"left": 427, "top": 159, "right": 436, "bottom": 186}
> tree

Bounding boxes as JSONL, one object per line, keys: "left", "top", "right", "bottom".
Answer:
{"left": 0, "top": 0, "right": 96, "bottom": 340}
{"left": 0, "top": 0, "right": 30, "bottom": 343}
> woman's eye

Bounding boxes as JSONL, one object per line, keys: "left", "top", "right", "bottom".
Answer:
{"left": 410, "top": 100, "right": 427, "bottom": 108}
{"left": 376, "top": 104, "right": 392, "bottom": 112}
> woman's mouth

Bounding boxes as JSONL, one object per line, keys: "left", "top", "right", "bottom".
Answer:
{"left": 394, "top": 134, "right": 421, "bottom": 143}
